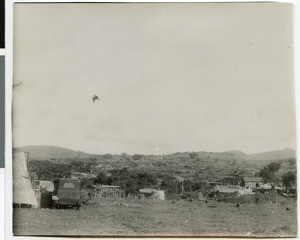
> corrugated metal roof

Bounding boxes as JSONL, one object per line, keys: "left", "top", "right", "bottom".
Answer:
{"left": 140, "top": 188, "right": 155, "bottom": 194}
{"left": 243, "top": 177, "right": 263, "bottom": 182}
{"left": 215, "top": 185, "right": 238, "bottom": 193}
{"left": 97, "top": 185, "right": 121, "bottom": 188}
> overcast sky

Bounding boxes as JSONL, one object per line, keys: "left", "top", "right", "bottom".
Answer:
{"left": 13, "top": 3, "right": 295, "bottom": 155}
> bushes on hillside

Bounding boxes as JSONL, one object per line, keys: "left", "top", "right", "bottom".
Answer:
{"left": 282, "top": 171, "right": 296, "bottom": 193}
{"left": 28, "top": 160, "right": 71, "bottom": 181}
{"left": 94, "top": 167, "right": 157, "bottom": 196}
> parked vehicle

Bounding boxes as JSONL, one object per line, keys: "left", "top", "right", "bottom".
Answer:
{"left": 52, "top": 178, "right": 81, "bottom": 209}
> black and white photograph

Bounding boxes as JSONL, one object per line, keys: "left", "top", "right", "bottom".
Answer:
{"left": 12, "top": 2, "right": 297, "bottom": 237}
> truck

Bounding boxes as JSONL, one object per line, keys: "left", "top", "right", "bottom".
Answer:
{"left": 52, "top": 178, "right": 82, "bottom": 210}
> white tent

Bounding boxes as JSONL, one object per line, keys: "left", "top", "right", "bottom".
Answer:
{"left": 13, "top": 152, "right": 38, "bottom": 208}
{"left": 152, "top": 190, "right": 165, "bottom": 200}
{"left": 198, "top": 191, "right": 206, "bottom": 201}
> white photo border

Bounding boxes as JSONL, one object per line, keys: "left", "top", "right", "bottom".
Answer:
{"left": 4, "top": 1, "right": 299, "bottom": 240}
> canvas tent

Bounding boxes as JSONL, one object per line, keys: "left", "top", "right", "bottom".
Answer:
{"left": 13, "top": 152, "right": 39, "bottom": 208}
{"left": 198, "top": 191, "right": 206, "bottom": 201}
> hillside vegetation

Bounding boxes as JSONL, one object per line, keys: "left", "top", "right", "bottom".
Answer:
{"left": 14, "top": 145, "right": 296, "bottom": 162}
{"left": 14, "top": 145, "right": 94, "bottom": 160}
{"left": 16, "top": 145, "right": 296, "bottom": 185}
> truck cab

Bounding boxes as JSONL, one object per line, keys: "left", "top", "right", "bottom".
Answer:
{"left": 52, "top": 178, "right": 81, "bottom": 209}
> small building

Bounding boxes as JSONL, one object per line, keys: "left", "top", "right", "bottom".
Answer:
{"left": 140, "top": 188, "right": 155, "bottom": 197}
{"left": 243, "top": 177, "right": 263, "bottom": 189}
{"left": 214, "top": 185, "right": 239, "bottom": 201}
{"left": 238, "top": 188, "right": 254, "bottom": 195}
{"left": 215, "top": 185, "right": 239, "bottom": 194}
{"left": 139, "top": 188, "right": 165, "bottom": 200}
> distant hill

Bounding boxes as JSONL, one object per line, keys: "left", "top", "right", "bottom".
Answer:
{"left": 14, "top": 145, "right": 296, "bottom": 162}
{"left": 224, "top": 150, "right": 248, "bottom": 159}
{"left": 13, "top": 145, "right": 94, "bottom": 160}
{"left": 14, "top": 145, "right": 296, "bottom": 180}
{"left": 223, "top": 148, "right": 296, "bottom": 162}
{"left": 248, "top": 148, "right": 296, "bottom": 161}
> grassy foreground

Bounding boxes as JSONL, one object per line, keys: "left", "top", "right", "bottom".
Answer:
{"left": 13, "top": 198, "right": 297, "bottom": 237}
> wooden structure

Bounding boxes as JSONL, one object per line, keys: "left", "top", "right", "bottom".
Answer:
{"left": 86, "top": 185, "right": 121, "bottom": 199}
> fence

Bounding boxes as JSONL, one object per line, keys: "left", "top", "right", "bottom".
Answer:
{"left": 84, "top": 185, "right": 121, "bottom": 199}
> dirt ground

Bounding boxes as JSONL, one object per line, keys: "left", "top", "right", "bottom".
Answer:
{"left": 13, "top": 198, "right": 297, "bottom": 237}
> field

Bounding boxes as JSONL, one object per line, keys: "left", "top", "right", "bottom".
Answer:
{"left": 13, "top": 198, "right": 297, "bottom": 237}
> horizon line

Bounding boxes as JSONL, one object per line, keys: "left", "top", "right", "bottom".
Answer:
{"left": 13, "top": 144, "right": 296, "bottom": 157}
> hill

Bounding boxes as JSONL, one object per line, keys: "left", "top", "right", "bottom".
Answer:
{"left": 248, "top": 148, "right": 296, "bottom": 161}
{"left": 224, "top": 150, "right": 248, "bottom": 159}
{"left": 13, "top": 145, "right": 94, "bottom": 160}
{"left": 14, "top": 145, "right": 296, "bottom": 163}
{"left": 15, "top": 145, "right": 296, "bottom": 184}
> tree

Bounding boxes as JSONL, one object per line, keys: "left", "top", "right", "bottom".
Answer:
{"left": 81, "top": 177, "right": 95, "bottom": 188}
{"left": 259, "top": 162, "right": 281, "bottom": 184}
{"left": 28, "top": 160, "right": 72, "bottom": 181}
{"left": 132, "top": 154, "right": 144, "bottom": 161}
{"left": 103, "top": 153, "right": 113, "bottom": 159}
{"left": 221, "top": 176, "right": 240, "bottom": 185}
{"left": 288, "top": 158, "right": 296, "bottom": 166}
{"left": 282, "top": 171, "right": 296, "bottom": 192}
{"left": 121, "top": 153, "right": 132, "bottom": 161}
{"left": 94, "top": 172, "right": 108, "bottom": 184}
{"left": 189, "top": 152, "right": 198, "bottom": 159}
{"left": 94, "top": 167, "right": 158, "bottom": 196}
{"left": 160, "top": 175, "right": 178, "bottom": 194}
{"left": 183, "top": 180, "right": 193, "bottom": 192}
{"left": 268, "top": 162, "right": 281, "bottom": 172}
{"left": 70, "top": 160, "right": 94, "bottom": 173}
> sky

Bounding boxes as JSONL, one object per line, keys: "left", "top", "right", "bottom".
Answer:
{"left": 12, "top": 3, "right": 296, "bottom": 155}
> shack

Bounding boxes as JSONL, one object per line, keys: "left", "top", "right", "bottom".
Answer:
{"left": 243, "top": 177, "right": 263, "bottom": 189}
{"left": 214, "top": 185, "right": 239, "bottom": 201}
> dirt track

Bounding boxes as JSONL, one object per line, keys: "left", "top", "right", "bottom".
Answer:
{"left": 13, "top": 198, "right": 297, "bottom": 237}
